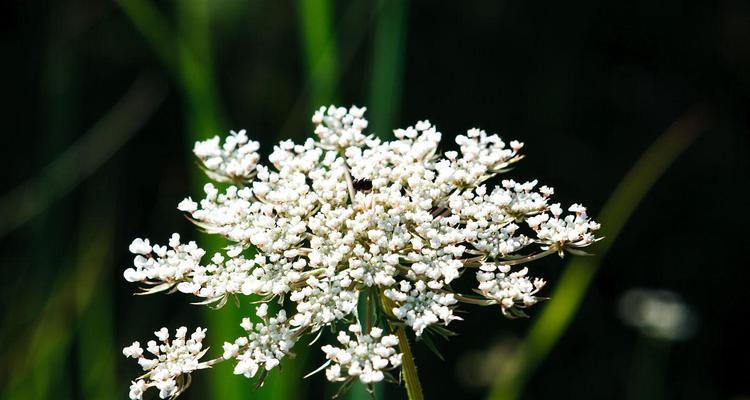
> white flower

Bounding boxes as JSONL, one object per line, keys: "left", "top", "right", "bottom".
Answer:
{"left": 289, "top": 274, "right": 358, "bottom": 331}
{"left": 476, "top": 264, "right": 546, "bottom": 317}
{"left": 239, "top": 253, "right": 304, "bottom": 296}
{"left": 123, "top": 104, "right": 601, "bottom": 398}
{"left": 194, "top": 129, "right": 260, "bottom": 183}
{"left": 122, "top": 234, "right": 205, "bottom": 289}
{"left": 320, "top": 325, "right": 402, "bottom": 384}
{"left": 129, "top": 238, "right": 152, "bottom": 255}
{"left": 128, "top": 380, "right": 147, "bottom": 400}
{"left": 123, "top": 341, "right": 143, "bottom": 358}
{"left": 527, "top": 203, "right": 601, "bottom": 253}
{"left": 123, "top": 327, "right": 209, "bottom": 399}
{"left": 384, "top": 280, "right": 460, "bottom": 336}
{"left": 123, "top": 234, "right": 264, "bottom": 304}
{"left": 312, "top": 105, "right": 369, "bottom": 149}
{"left": 225, "top": 308, "right": 297, "bottom": 378}
{"left": 177, "top": 197, "right": 198, "bottom": 213}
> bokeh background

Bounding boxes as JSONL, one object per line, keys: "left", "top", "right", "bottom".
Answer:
{"left": 2, "top": 1, "right": 749, "bottom": 399}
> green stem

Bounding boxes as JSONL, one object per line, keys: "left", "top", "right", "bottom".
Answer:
{"left": 493, "top": 248, "right": 557, "bottom": 267}
{"left": 380, "top": 293, "right": 424, "bottom": 400}
{"left": 395, "top": 327, "right": 424, "bottom": 400}
{"left": 381, "top": 293, "right": 423, "bottom": 400}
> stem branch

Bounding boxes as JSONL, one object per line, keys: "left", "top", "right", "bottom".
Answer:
{"left": 493, "top": 248, "right": 557, "bottom": 267}
{"left": 395, "top": 327, "right": 424, "bottom": 400}
{"left": 342, "top": 161, "right": 357, "bottom": 203}
{"left": 381, "top": 294, "right": 423, "bottom": 400}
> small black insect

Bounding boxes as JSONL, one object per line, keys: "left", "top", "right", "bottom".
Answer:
{"left": 352, "top": 178, "right": 373, "bottom": 192}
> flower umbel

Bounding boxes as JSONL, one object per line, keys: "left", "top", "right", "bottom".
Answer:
{"left": 122, "top": 327, "right": 209, "bottom": 399}
{"left": 320, "top": 324, "right": 402, "bottom": 384}
{"left": 123, "top": 105, "right": 601, "bottom": 398}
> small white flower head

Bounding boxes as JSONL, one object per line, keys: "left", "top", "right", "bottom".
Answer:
{"left": 528, "top": 203, "right": 601, "bottom": 254}
{"left": 225, "top": 307, "right": 297, "bottom": 380}
{"left": 312, "top": 105, "right": 369, "bottom": 149}
{"left": 476, "top": 264, "right": 546, "bottom": 317}
{"left": 178, "top": 253, "right": 258, "bottom": 305}
{"left": 289, "top": 274, "right": 358, "bottom": 332}
{"left": 194, "top": 129, "right": 261, "bottom": 183}
{"left": 384, "top": 279, "right": 461, "bottom": 336}
{"left": 439, "top": 128, "right": 524, "bottom": 188}
{"left": 319, "top": 325, "right": 402, "bottom": 384}
{"left": 122, "top": 234, "right": 206, "bottom": 294}
{"left": 122, "top": 327, "right": 209, "bottom": 399}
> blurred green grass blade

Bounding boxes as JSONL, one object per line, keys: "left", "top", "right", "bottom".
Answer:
{"left": 0, "top": 36, "right": 74, "bottom": 397}
{"left": 0, "top": 76, "right": 164, "bottom": 383}
{"left": 176, "top": 0, "right": 225, "bottom": 135}
{"left": 626, "top": 337, "right": 670, "bottom": 400}
{"left": 368, "top": 0, "right": 408, "bottom": 138}
{"left": 75, "top": 183, "right": 118, "bottom": 400}
{"left": 76, "top": 279, "right": 118, "bottom": 400}
{"left": 117, "top": 0, "right": 224, "bottom": 133}
{"left": 487, "top": 109, "right": 708, "bottom": 400}
{"left": 2, "top": 181, "right": 117, "bottom": 400}
{"left": 278, "top": 1, "right": 378, "bottom": 141}
{"left": 297, "top": 0, "right": 339, "bottom": 107}
{"left": 0, "top": 75, "right": 166, "bottom": 238}
{"left": 115, "top": 0, "right": 177, "bottom": 74}
{"left": 2, "top": 274, "right": 73, "bottom": 400}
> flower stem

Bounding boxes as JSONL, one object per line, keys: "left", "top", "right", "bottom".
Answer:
{"left": 494, "top": 248, "right": 558, "bottom": 267}
{"left": 342, "top": 162, "right": 357, "bottom": 203}
{"left": 380, "top": 293, "right": 423, "bottom": 400}
{"left": 395, "top": 326, "right": 424, "bottom": 400}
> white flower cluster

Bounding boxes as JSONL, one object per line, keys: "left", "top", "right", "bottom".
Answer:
{"left": 384, "top": 280, "right": 460, "bottom": 336}
{"left": 312, "top": 105, "right": 369, "bottom": 148}
{"left": 123, "top": 234, "right": 205, "bottom": 290}
{"left": 124, "top": 234, "right": 260, "bottom": 303}
{"left": 289, "top": 274, "right": 359, "bottom": 331}
{"left": 193, "top": 129, "right": 260, "bottom": 183}
{"left": 123, "top": 105, "right": 601, "bottom": 397}
{"left": 528, "top": 203, "right": 601, "bottom": 253}
{"left": 321, "top": 324, "right": 402, "bottom": 384}
{"left": 122, "top": 327, "right": 209, "bottom": 399}
{"left": 222, "top": 304, "right": 297, "bottom": 379}
{"left": 476, "top": 265, "right": 547, "bottom": 317}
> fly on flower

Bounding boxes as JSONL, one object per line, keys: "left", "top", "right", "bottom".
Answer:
{"left": 122, "top": 105, "right": 601, "bottom": 399}
{"left": 352, "top": 178, "right": 373, "bottom": 192}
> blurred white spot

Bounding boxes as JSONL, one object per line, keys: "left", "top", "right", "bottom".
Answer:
{"left": 618, "top": 288, "right": 697, "bottom": 341}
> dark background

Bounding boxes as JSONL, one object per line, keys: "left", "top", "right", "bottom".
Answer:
{"left": 1, "top": 1, "right": 748, "bottom": 399}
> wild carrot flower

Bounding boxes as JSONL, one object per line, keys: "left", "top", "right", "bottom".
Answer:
{"left": 123, "top": 105, "right": 601, "bottom": 398}
{"left": 122, "top": 327, "right": 209, "bottom": 399}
